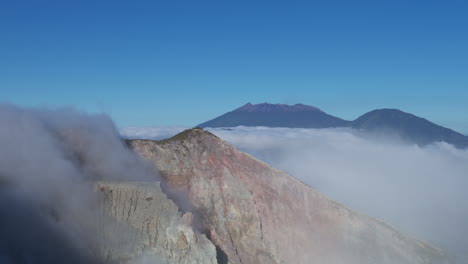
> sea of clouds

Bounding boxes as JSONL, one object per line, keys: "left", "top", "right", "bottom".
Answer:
{"left": 122, "top": 125, "right": 468, "bottom": 263}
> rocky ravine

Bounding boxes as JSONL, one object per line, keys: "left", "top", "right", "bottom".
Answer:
{"left": 127, "top": 128, "right": 453, "bottom": 264}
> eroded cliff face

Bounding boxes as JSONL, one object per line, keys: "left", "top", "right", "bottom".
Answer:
{"left": 95, "top": 181, "right": 217, "bottom": 264}
{"left": 128, "top": 128, "right": 453, "bottom": 264}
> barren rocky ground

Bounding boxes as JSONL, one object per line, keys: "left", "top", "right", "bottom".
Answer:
{"left": 125, "top": 128, "right": 452, "bottom": 264}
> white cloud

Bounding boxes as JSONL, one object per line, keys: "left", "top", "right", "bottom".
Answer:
{"left": 0, "top": 105, "right": 161, "bottom": 263}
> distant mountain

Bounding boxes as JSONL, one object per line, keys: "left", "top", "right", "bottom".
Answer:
{"left": 197, "top": 103, "right": 468, "bottom": 149}
{"left": 351, "top": 109, "right": 468, "bottom": 148}
{"left": 198, "top": 103, "right": 349, "bottom": 128}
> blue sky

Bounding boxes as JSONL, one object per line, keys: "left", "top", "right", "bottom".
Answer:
{"left": 1, "top": 0, "right": 467, "bottom": 132}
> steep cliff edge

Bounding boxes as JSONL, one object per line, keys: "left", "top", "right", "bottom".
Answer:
{"left": 128, "top": 128, "right": 453, "bottom": 264}
{"left": 95, "top": 181, "right": 217, "bottom": 264}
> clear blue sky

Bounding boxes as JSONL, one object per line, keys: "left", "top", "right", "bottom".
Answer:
{"left": 1, "top": 0, "right": 467, "bottom": 132}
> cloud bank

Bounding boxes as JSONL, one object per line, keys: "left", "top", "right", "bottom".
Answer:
{"left": 0, "top": 105, "right": 160, "bottom": 263}
{"left": 123, "top": 126, "right": 468, "bottom": 262}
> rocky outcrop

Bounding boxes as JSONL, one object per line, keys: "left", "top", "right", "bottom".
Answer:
{"left": 95, "top": 181, "right": 217, "bottom": 264}
{"left": 128, "top": 128, "right": 453, "bottom": 264}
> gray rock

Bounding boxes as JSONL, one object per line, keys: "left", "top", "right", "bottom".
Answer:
{"left": 95, "top": 181, "right": 217, "bottom": 264}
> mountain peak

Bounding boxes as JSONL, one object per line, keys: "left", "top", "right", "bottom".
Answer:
{"left": 352, "top": 108, "right": 468, "bottom": 147}
{"left": 353, "top": 108, "right": 427, "bottom": 125}
{"left": 234, "top": 102, "right": 322, "bottom": 113}
{"left": 127, "top": 129, "right": 452, "bottom": 264}
{"left": 157, "top": 127, "right": 219, "bottom": 144}
{"left": 198, "top": 102, "right": 348, "bottom": 128}
{"left": 366, "top": 108, "right": 411, "bottom": 115}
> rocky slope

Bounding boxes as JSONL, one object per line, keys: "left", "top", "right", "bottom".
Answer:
{"left": 95, "top": 181, "right": 217, "bottom": 264}
{"left": 127, "top": 128, "right": 453, "bottom": 264}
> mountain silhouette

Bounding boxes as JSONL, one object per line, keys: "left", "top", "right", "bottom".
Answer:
{"left": 198, "top": 103, "right": 349, "bottom": 128}
{"left": 198, "top": 103, "right": 468, "bottom": 148}
{"left": 351, "top": 108, "right": 468, "bottom": 148}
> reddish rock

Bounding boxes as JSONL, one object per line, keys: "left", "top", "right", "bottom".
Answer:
{"left": 128, "top": 128, "right": 452, "bottom": 264}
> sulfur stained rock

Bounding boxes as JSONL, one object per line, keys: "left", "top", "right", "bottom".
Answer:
{"left": 177, "top": 232, "right": 189, "bottom": 250}
{"left": 128, "top": 128, "right": 453, "bottom": 264}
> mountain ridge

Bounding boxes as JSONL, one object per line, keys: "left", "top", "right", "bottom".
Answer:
{"left": 198, "top": 103, "right": 468, "bottom": 148}
{"left": 351, "top": 108, "right": 468, "bottom": 148}
{"left": 127, "top": 128, "right": 453, "bottom": 264}
{"left": 235, "top": 102, "right": 323, "bottom": 113}
{"left": 198, "top": 102, "right": 349, "bottom": 128}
